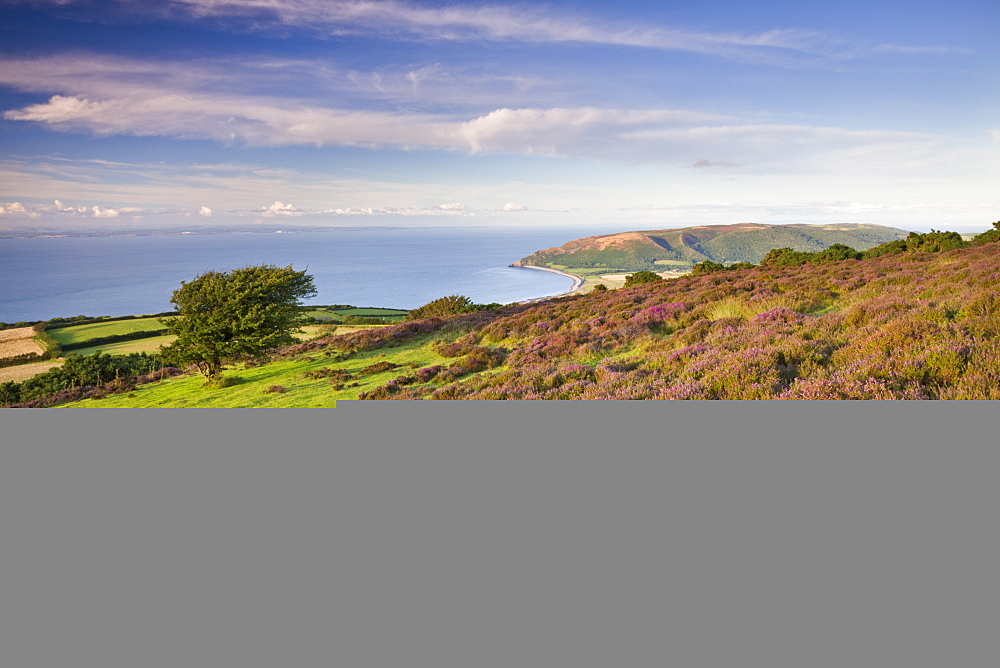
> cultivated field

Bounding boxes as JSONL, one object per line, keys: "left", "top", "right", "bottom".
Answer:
{"left": 70, "top": 335, "right": 177, "bottom": 357}
{"left": 0, "top": 327, "right": 44, "bottom": 358}
{"left": 0, "top": 359, "right": 62, "bottom": 383}
{"left": 48, "top": 318, "right": 169, "bottom": 346}
{"left": 302, "top": 306, "right": 408, "bottom": 322}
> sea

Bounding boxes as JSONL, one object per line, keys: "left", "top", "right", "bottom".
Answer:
{"left": 0, "top": 225, "right": 604, "bottom": 323}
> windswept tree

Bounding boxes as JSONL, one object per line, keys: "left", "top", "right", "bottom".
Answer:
{"left": 160, "top": 265, "right": 316, "bottom": 382}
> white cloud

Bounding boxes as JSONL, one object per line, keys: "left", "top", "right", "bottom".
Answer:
{"left": 501, "top": 202, "right": 528, "bottom": 211}
{"left": 0, "top": 53, "right": 963, "bottom": 173}
{"left": 199, "top": 205, "right": 213, "bottom": 216}
{"left": 0, "top": 197, "right": 238, "bottom": 225}
{"left": 91, "top": 205, "right": 120, "bottom": 217}
{"left": 2, "top": 84, "right": 947, "bottom": 171}
{"left": 260, "top": 200, "right": 304, "bottom": 216}
{"left": 3, "top": 92, "right": 459, "bottom": 149}
{"left": 0, "top": 202, "right": 40, "bottom": 217}
{"left": 459, "top": 107, "right": 725, "bottom": 157}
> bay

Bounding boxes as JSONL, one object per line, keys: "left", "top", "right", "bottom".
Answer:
{"left": 0, "top": 225, "right": 590, "bottom": 323}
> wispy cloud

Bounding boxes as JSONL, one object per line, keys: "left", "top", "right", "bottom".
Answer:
{"left": 3, "top": 92, "right": 460, "bottom": 148}
{"left": 0, "top": 155, "right": 488, "bottom": 214}
{"left": 3, "top": 79, "right": 948, "bottom": 173}
{"left": 15, "top": 0, "right": 953, "bottom": 64}
{"left": 0, "top": 53, "right": 558, "bottom": 111}
{"left": 7, "top": 87, "right": 943, "bottom": 172}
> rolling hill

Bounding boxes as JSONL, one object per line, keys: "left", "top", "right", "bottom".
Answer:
{"left": 513, "top": 223, "right": 909, "bottom": 271}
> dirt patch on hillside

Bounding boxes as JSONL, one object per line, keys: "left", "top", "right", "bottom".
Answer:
{"left": 0, "top": 360, "right": 62, "bottom": 383}
{"left": 0, "top": 327, "right": 44, "bottom": 358}
{"left": 587, "top": 232, "right": 641, "bottom": 250}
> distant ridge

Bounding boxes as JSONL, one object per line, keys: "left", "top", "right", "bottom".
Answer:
{"left": 513, "top": 223, "right": 910, "bottom": 271}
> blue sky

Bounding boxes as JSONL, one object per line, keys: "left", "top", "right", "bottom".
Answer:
{"left": 0, "top": 0, "right": 997, "bottom": 232}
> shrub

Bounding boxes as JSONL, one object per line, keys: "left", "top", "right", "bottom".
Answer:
{"left": 971, "top": 222, "right": 1000, "bottom": 246}
{"left": 623, "top": 271, "right": 664, "bottom": 288}
{"left": 303, "top": 367, "right": 356, "bottom": 381}
{"left": 406, "top": 295, "right": 474, "bottom": 320}
{"left": 206, "top": 375, "right": 242, "bottom": 388}
{"left": 415, "top": 365, "right": 445, "bottom": 382}
{"left": 690, "top": 260, "right": 726, "bottom": 276}
{"left": 359, "top": 360, "right": 400, "bottom": 375}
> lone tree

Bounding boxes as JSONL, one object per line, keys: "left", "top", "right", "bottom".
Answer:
{"left": 159, "top": 265, "right": 317, "bottom": 382}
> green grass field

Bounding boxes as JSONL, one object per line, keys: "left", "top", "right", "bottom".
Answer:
{"left": 49, "top": 317, "right": 170, "bottom": 346}
{"left": 66, "top": 325, "right": 348, "bottom": 357}
{"left": 70, "top": 334, "right": 177, "bottom": 356}
{"left": 333, "top": 307, "right": 407, "bottom": 317}
{"left": 302, "top": 306, "right": 408, "bottom": 322}
{"left": 61, "top": 332, "right": 446, "bottom": 408}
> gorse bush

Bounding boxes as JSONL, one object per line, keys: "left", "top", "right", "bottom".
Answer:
{"left": 623, "top": 271, "right": 664, "bottom": 287}
{"left": 971, "top": 221, "right": 1000, "bottom": 246}
{"left": 1, "top": 352, "right": 170, "bottom": 407}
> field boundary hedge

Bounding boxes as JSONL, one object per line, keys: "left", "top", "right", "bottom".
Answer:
{"left": 31, "top": 323, "right": 62, "bottom": 360}
{"left": 60, "top": 329, "right": 169, "bottom": 351}
{"left": 41, "top": 312, "right": 176, "bottom": 329}
{"left": 0, "top": 352, "right": 46, "bottom": 368}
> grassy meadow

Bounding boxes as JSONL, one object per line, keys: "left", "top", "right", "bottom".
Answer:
{"left": 302, "top": 306, "right": 408, "bottom": 323}
{"left": 70, "top": 335, "right": 178, "bottom": 357}
{"left": 62, "top": 330, "right": 446, "bottom": 408}
{"left": 48, "top": 317, "right": 170, "bottom": 347}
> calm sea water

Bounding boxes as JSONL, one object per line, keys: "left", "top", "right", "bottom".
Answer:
{"left": 0, "top": 226, "right": 590, "bottom": 323}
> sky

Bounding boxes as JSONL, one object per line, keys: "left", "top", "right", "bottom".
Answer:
{"left": 0, "top": 0, "right": 998, "bottom": 232}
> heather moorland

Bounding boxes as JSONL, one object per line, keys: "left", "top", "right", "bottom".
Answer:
{"left": 4, "top": 226, "right": 996, "bottom": 406}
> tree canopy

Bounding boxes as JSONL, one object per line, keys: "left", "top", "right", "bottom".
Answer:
{"left": 623, "top": 271, "right": 664, "bottom": 288}
{"left": 159, "top": 265, "right": 316, "bottom": 381}
{"left": 406, "top": 295, "right": 474, "bottom": 320}
{"left": 972, "top": 222, "right": 1000, "bottom": 246}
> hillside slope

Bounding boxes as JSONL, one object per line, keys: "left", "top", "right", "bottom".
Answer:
{"left": 18, "top": 230, "right": 1000, "bottom": 405}
{"left": 513, "top": 223, "right": 908, "bottom": 271}
{"left": 354, "top": 241, "right": 1000, "bottom": 400}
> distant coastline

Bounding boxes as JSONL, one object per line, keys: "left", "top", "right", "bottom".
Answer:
{"left": 1, "top": 226, "right": 583, "bottom": 322}
{"left": 0, "top": 224, "right": 412, "bottom": 239}
{"left": 511, "top": 265, "right": 584, "bottom": 302}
